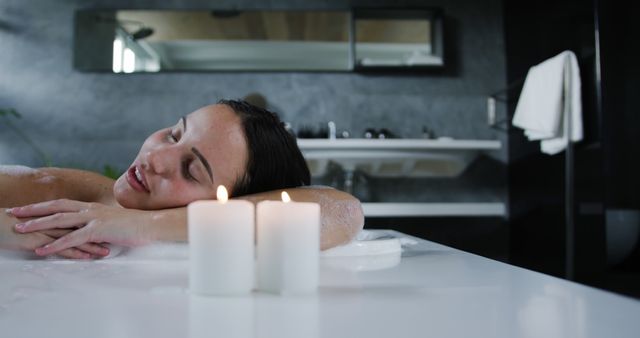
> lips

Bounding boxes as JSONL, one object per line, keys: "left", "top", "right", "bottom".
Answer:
{"left": 126, "top": 166, "right": 150, "bottom": 193}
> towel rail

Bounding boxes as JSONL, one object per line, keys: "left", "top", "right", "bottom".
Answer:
{"left": 492, "top": 54, "right": 577, "bottom": 280}
{"left": 487, "top": 78, "right": 525, "bottom": 131}
{"left": 564, "top": 55, "right": 575, "bottom": 280}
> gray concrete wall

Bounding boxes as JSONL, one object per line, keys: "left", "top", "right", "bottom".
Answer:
{"left": 0, "top": 0, "right": 506, "bottom": 203}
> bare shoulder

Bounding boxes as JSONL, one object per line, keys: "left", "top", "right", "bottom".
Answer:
{"left": 0, "top": 165, "right": 116, "bottom": 207}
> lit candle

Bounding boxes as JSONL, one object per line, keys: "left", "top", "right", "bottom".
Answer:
{"left": 257, "top": 192, "right": 320, "bottom": 294}
{"left": 188, "top": 185, "right": 255, "bottom": 296}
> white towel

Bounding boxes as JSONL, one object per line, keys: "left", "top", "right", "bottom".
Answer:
{"left": 512, "top": 51, "right": 583, "bottom": 155}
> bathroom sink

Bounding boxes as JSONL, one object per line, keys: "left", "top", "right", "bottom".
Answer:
{"left": 297, "top": 138, "right": 501, "bottom": 177}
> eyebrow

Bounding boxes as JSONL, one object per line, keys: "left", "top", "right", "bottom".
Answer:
{"left": 182, "top": 116, "right": 214, "bottom": 184}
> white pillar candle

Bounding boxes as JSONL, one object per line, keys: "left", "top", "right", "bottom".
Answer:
{"left": 189, "top": 185, "right": 255, "bottom": 296}
{"left": 257, "top": 192, "right": 320, "bottom": 295}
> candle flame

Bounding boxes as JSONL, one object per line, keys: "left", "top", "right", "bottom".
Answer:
{"left": 281, "top": 191, "right": 291, "bottom": 203}
{"left": 217, "top": 185, "right": 229, "bottom": 203}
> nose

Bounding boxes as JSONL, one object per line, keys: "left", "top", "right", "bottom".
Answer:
{"left": 142, "top": 145, "right": 179, "bottom": 177}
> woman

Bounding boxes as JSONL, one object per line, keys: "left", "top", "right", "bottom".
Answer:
{"left": 0, "top": 100, "right": 364, "bottom": 259}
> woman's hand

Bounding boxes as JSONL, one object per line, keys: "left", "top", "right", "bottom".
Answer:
{"left": 1, "top": 210, "right": 110, "bottom": 259}
{"left": 8, "top": 199, "right": 155, "bottom": 257}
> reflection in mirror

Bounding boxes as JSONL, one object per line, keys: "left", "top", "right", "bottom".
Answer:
{"left": 75, "top": 10, "right": 350, "bottom": 72}
{"left": 353, "top": 9, "right": 443, "bottom": 68}
{"left": 74, "top": 9, "right": 444, "bottom": 72}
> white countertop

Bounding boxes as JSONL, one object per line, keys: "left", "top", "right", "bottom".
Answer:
{"left": 297, "top": 138, "right": 502, "bottom": 150}
{"left": 1, "top": 230, "right": 639, "bottom": 338}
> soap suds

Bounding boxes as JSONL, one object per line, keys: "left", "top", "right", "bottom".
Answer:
{"left": 309, "top": 189, "right": 364, "bottom": 249}
{"left": 34, "top": 175, "right": 56, "bottom": 184}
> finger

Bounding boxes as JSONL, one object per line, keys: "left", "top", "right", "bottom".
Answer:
{"left": 40, "top": 230, "right": 108, "bottom": 256}
{"left": 38, "top": 232, "right": 107, "bottom": 258}
{"left": 17, "top": 233, "right": 91, "bottom": 260}
{"left": 55, "top": 248, "right": 93, "bottom": 260}
{"left": 8, "top": 199, "right": 92, "bottom": 218}
{"left": 18, "top": 232, "right": 56, "bottom": 251}
{"left": 15, "top": 212, "right": 85, "bottom": 233}
{"left": 34, "top": 229, "right": 90, "bottom": 257}
{"left": 41, "top": 229, "right": 73, "bottom": 238}
{"left": 77, "top": 243, "right": 110, "bottom": 257}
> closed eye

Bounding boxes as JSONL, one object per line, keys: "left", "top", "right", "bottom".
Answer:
{"left": 167, "top": 130, "right": 179, "bottom": 143}
{"left": 182, "top": 160, "right": 197, "bottom": 182}
{"left": 166, "top": 117, "right": 207, "bottom": 184}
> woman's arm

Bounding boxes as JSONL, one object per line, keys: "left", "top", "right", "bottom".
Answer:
{"left": 238, "top": 187, "right": 364, "bottom": 249}
{"left": 0, "top": 165, "right": 115, "bottom": 207}
{"left": 10, "top": 186, "right": 364, "bottom": 254}
{"left": 109, "top": 186, "right": 364, "bottom": 249}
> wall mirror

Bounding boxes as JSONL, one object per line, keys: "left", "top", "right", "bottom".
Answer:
{"left": 74, "top": 8, "right": 443, "bottom": 73}
{"left": 353, "top": 9, "right": 443, "bottom": 68}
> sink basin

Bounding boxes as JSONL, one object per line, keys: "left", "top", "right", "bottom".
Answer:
{"left": 297, "top": 138, "right": 501, "bottom": 177}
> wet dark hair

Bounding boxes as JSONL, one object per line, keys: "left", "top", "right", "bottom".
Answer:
{"left": 217, "top": 99, "right": 310, "bottom": 196}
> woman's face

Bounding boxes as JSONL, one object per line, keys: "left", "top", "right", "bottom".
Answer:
{"left": 113, "top": 104, "right": 249, "bottom": 209}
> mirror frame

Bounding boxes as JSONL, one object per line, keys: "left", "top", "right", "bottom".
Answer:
{"left": 351, "top": 8, "right": 444, "bottom": 71}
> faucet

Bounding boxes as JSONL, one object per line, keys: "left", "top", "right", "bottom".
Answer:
{"left": 422, "top": 125, "right": 434, "bottom": 139}
{"left": 328, "top": 121, "right": 336, "bottom": 139}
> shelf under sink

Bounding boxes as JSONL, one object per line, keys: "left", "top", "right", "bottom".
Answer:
{"left": 297, "top": 138, "right": 501, "bottom": 178}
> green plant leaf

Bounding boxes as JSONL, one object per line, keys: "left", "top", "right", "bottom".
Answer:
{"left": 102, "top": 165, "right": 122, "bottom": 179}
{"left": 0, "top": 108, "right": 21, "bottom": 118}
